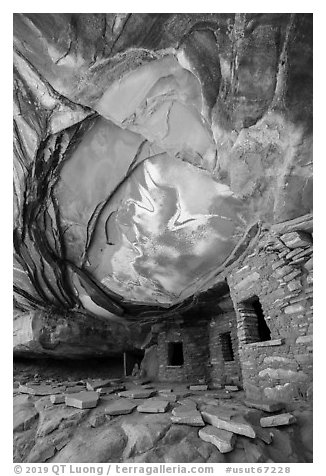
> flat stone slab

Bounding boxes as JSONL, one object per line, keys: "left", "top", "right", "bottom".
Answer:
{"left": 217, "top": 394, "right": 233, "bottom": 400}
{"left": 132, "top": 378, "right": 151, "bottom": 386}
{"left": 260, "top": 413, "right": 296, "bottom": 427}
{"left": 98, "top": 395, "right": 117, "bottom": 406}
{"left": 245, "top": 339, "right": 284, "bottom": 348}
{"left": 65, "top": 391, "right": 99, "bottom": 409}
{"left": 178, "top": 398, "right": 197, "bottom": 408}
{"left": 296, "top": 335, "right": 313, "bottom": 344}
{"left": 225, "top": 385, "right": 239, "bottom": 392}
{"left": 86, "top": 379, "right": 114, "bottom": 391}
{"left": 280, "top": 231, "right": 312, "bottom": 249}
{"left": 95, "top": 385, "right": 126, "bottom": 395}
{"left": 201, "top": 406, "right": 256, "bottom": 438}
{"left": 158, "top": 393, "right": 178, "bottom": 402}
{"left": 18, "top": 384, "right": 62, "bottom": 396}
{"left": 118, "top": 389, "right": 156, "bottom": 399}
{"left": 64, "top": 381, "right": 84, "bottom": 387}
{"left": 171, "top": 406, "right": 205, "bottom": 427}
{"left": 173, "top": 389, "right": 193, "bottom": 398}
{"left": 189, "top": 385, "right": 208, "bottom": 391}
{"left": 50, "top": 394, "right": 66, "bottom": 404}
{"left": 199, "top": 425, "right": 236, "bottom": 453}
{"left": 158, "top": 388, "right": 173, "bottom": 394}
{"left": 106, "top": 378, "right": 124, "bottom": 384}
{"left": 192, "top": 396, "right": 220, "bottom": 407}
{"left": 205, "top": 392, "right": 232, "bottom": 400}
{"left": 104, "top": 398, "right": 138, "bottom": 415}
{"left": 172, "top": 405, "right": 197, "bottom": 415}
{"left": 201, "top": 405, "right": 236, "bottom": 418}
{"left": 137, "top": 398, "right": 170, "bottom": 413}
{"left": 244, "top": 399, "right": 285, "bottom": 413}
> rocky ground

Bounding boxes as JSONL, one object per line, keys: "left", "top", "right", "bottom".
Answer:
{"left": 14, "top": 362, "right": 312, "bottom": 464}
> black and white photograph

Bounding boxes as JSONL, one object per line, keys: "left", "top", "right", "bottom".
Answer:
{"left": 11, "top": 6, "right": 315, "bottom": 469}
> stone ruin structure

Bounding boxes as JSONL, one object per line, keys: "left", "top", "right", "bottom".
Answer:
{"left": 156, "top": 214, "right": 313, "bottom": 402}
{"left": 13, "top": 13, "right": 313, "bottom": 464}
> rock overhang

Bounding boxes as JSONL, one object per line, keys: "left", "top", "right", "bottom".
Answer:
{"left": 13, "top": 13, "right": 313, "bottom": 353}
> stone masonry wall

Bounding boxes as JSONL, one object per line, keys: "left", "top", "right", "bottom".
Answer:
{"left": 208, "top": 312, "right": 242, "bottom": 388}
{"left": 157, "top": 321, "right": 210, "bottom": 383}
{"left": 227, "top": 220, "right": 313, "bottom": 402}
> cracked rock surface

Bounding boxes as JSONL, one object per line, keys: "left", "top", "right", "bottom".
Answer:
{"left": 13, "top": 13, "right": 312, "bottom": 356}
{"left": 13, "top": 376, "right": 313, "bottom": 463}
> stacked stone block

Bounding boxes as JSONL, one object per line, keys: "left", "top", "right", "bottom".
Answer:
{"left": 237, "top": 302, "right": 261, "bottom": 344}
{"left": 208, "top": 312, "right": 242, "bottom": 387}
{"left": 157, "top": 321, "right": 210, "bottom": 383}
{"left": 228, "top": 215, "right": 313, "bottom": 402}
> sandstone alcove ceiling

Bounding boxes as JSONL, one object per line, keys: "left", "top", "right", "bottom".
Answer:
{"left": 13, "top": 13, "right": 312, "bottom": 357}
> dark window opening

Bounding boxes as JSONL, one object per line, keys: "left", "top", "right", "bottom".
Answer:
{"left": 252, "top": 297, "right": 271, "bottom": 341}
{"left": 168, "top": 342, "right": 184, "bottom": 366}
{"left": 220, "top": 332, "right": 234, "bottom": 362}
{"left": 238, "top": 295, "right": 271, "bottom": 343}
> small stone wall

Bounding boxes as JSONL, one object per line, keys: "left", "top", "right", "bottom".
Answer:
{"left": 157, "top": 321, "right": 210, "bottom": 383}
{"left": 208, "top": 312, "right": 242, "bottom": 387}
{"left": 228, "top": 221, "right": 313, "bottom": 402}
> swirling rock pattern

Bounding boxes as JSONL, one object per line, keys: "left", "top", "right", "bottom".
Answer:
{"left": 13, "top": 13, "right": 312, "bottom": 355}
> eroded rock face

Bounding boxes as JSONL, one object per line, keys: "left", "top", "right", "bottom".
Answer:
{"left": 13, "top": 14, "right": 312, "bottom": 355}
{"left": 13, "top": 308, "right": 144, "bottom": 358}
